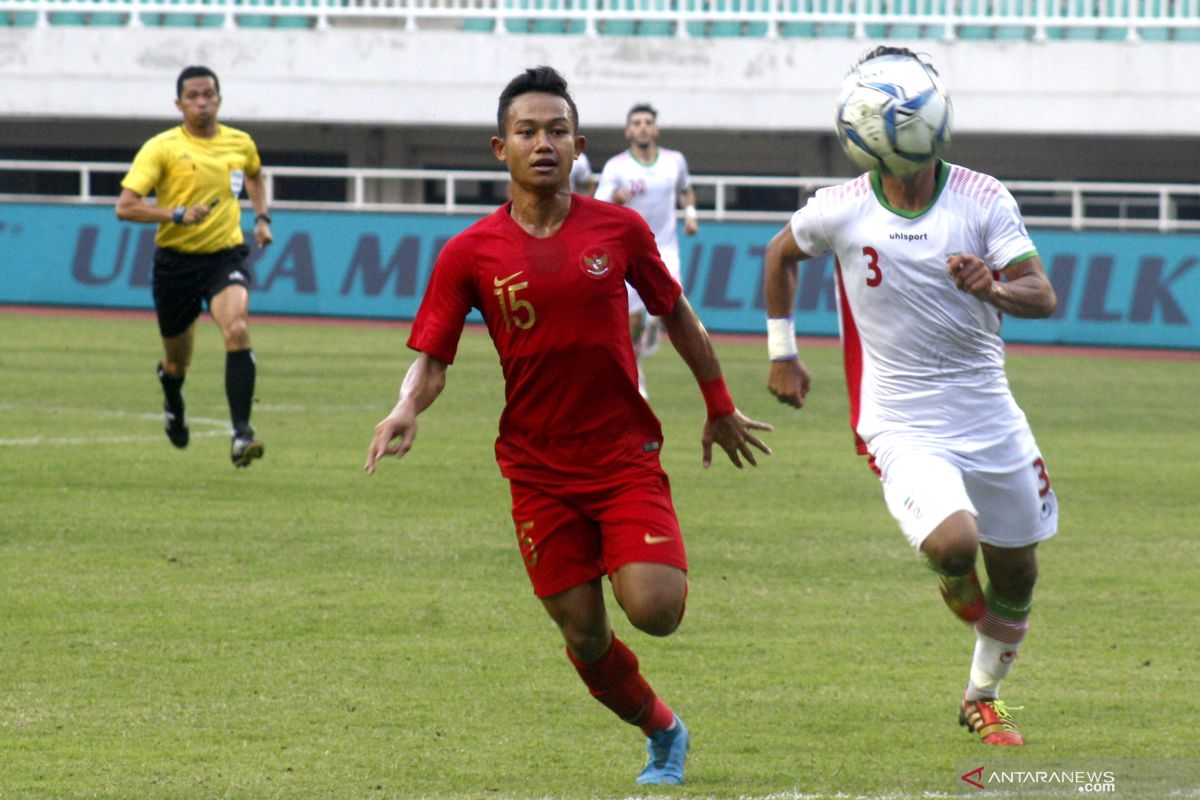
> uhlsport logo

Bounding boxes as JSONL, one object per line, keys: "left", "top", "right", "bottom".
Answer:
{"left": 579, "top": 248, "right": 611, "bottom": 279}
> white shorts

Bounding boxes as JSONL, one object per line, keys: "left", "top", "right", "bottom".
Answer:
{"left": 872, "top": 430, "right": 1059, "bottom": 550}
{"left": 628, "top": 245, "right": 681, "bottom": 316}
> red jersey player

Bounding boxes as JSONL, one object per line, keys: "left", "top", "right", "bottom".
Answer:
{"left": 364, "top": 66, "right": 772, "bottom": 786}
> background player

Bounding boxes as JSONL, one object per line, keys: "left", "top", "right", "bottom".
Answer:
{"left": 365, "top": 66, "right": 772, "bottom": 785}
{"left": 762, "top": 46, "right": 1059, "bottom": 747}
{"left": 116, "top": 65, "right": 273, "bottom": 467}
{"left": 595, "top": 103, "right": 698, "bottom": 397}
{"left": 570, "top": 151, "right": 597, "bottom": 196}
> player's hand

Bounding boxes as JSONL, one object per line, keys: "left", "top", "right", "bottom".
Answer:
{"left": 684, "top": 216, "right": 699, "bottom": 236}
{"left": 702, "top": 409, "right": 773, "bottom": 469}
{"left": 613, "top": 187, "right": 632, "bottom": 205}
{"left": 947, "top": 253, "right": 995, "bottom": 301}
{"left": 254, "top": 218, "right": 273, "bottom": 250}
{"left": 364, "top": 411, "right": 418, "bottom": 475}
{"left": 184, "top": 203, "right": 214, "bottom": 225}
{"left": 767, "top": 357, "right": 812, "bottom": 409}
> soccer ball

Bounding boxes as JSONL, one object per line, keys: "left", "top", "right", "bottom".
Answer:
{"left": 836, "top": 54, "right": 952, "bottom": 179}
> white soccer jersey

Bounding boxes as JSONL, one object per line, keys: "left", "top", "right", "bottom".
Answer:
{"left": 595, "top": 148, "right": 691, "bottom": 254}
{"left": 570, "top": 153, "right": 593, "bottom": 194}
{"left": 788, "top": 163, "right": 1039, "bottom": 455}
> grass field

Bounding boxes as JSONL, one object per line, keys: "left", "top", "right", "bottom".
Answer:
{"left": 2, "top": 310, "right": 1198, "bottom": 800}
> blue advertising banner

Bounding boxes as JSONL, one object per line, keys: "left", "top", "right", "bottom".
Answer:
{"left": 1, "top": 203, "right": 1197, "bottom": 349}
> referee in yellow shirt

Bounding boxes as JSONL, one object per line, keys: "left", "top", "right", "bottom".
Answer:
{"left": 117, "top": 65, "right": 272, "bottom": 468}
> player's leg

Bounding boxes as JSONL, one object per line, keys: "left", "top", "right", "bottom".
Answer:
{"left": 970, "top": 541, "right": 1038, "bottom": 699}
{"left": 152, "top": 262, "right": 201, "bottom": 449}
{"left": 879, "top": 450, "right": 986, "bottom": 622}
{"left": 209, "top": 278, "right": 262, "bottom": 467}
{"left": 922, "top": 511, "right": 988, "bottom": 623}
{"left": 958, "top": 448, "right": 1058, "bottom": 745}
{"left": 511, "top": 478, "right": 680, "bottom": 783}
{"left": 597, "top": 472, "right": 689, "bottom": 785}
{"left": 541, "top": 577, "right": 684, "bottom": 786}
{"left": 957, "top": 541, "right": 1038, "bottom": 747}
{"left": 610, "top": 562, "right": 687, "bottom": 637}
{"left": 158, "top": 326, "right": 195, "bottom": 448}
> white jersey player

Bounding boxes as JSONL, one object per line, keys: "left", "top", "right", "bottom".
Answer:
{"left": 570, "top": 152, "right": 596, "bottom": 196}
{"left": 596, "top": 147, "right": 692, "bottom": 273}
{"left": 596, "top": 103, "right": 699, "bottom": 395}
{"left": 763, "top": 47, "right": 1060, "bottom": 750}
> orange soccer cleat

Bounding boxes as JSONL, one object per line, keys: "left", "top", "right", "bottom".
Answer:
{"left": 938, "top": 569, "right": 987, "bottom": 623}
{"left": 960, "top": 698, "right": 1025, "bottom": 746}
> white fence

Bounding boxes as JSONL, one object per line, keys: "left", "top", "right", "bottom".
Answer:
{"left": 2, "top": 159, "right": 1199, "bottom": 232}
{"left": 1, "top": 0, "right": 1198, "bottom": 40}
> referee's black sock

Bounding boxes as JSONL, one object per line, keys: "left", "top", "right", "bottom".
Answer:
{"left": 158, "top": 362, "right": 185, "bottom": 402}
{"left": 225, "top": 348, "right": 257, "bottom": 439}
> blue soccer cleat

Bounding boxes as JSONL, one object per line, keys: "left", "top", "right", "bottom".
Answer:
{"left": 635, "top": 714, "right": 689, "bottom": 786}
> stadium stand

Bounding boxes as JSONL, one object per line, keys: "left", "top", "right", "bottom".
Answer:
{"left": 1, "top": 0, "right": 1198, "bottom": 39}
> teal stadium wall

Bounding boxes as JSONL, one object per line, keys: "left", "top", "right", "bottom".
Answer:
{"left": 1, "top": 204, "right": 1197, "bottom": 349}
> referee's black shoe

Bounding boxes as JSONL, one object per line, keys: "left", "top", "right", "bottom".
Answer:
{"left": 157, "top": 364, "right": 189, "bottom": 449}
{"left": 231, "top": 430, "right": 264, "bottom": 468}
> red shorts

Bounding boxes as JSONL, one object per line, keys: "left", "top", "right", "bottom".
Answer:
{"left": 508, "top": 468, "right": 687, "bottom": 599}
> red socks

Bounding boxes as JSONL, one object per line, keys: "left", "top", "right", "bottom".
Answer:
{"left": 567, "top": 635, "right": 675, "bottom": 736}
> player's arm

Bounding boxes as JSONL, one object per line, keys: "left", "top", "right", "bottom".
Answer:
{"left": 244, "top": 170, "right": 273, "bottom": 250}
{"left": 947, "top": 253, "right": 1057, "bottom": 319}
{"left": 594, "top": 168, "right": 628, "bottom": 205}
{"left": 364, "top": 352, "right": 448, "bottom": 475}
{"left": 115, "top": 187, "right": 214, "bottom": 226}
{"left": 678, "top": 186, "right": 698, "bottom": 235}
{"left": 658, "top": 294, "right": 773, "bottom": 469}
{"left": 763, "top": 224, "right": 814, "bottom": 409}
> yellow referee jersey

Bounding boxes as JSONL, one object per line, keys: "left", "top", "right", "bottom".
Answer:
{"left": 121, "top": 124, "right": 263, "bottom": 254}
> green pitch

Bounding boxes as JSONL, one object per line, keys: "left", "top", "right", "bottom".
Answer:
{"left": 1, "top": 312, "right": 1197, "bottom": 799}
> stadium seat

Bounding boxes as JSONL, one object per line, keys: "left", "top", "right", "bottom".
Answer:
{"left": 270, "top": 10, "right": 313, "bottom": 28}
{"left": 617, "top": 0, "right": 668, "bottom": 35}
{"left": 813, "top": 0, "right": 854, "bottom": 37}
{"left": 501, "top": 0, "right": 585, "bottom": 34}
{"left": 90, "top": 12, "right": 128, "bottom": 25}
{"left": 462, "top": 16, "right": 497, "bottom": 31}
{"left": 597, "top": 18, "right": 636, "bottom": 33}
{"left": 776, "top": 0, "right": 815, "bottom": 36}
{"left": 1, "top": 10, "right": 39, "bottom": 25}
{"left": 49, "top": 12, "right": 88, "bottom": 24}
{"left": 637, "top": 18, "right": 672, "bottom": 34}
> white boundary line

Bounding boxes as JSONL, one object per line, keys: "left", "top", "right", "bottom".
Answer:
{"left": 0, "top": 404, "right": 230, "bottom": 447}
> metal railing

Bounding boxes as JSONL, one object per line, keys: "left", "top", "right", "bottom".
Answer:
{"left": 1, "top": 0, "right": 1197, "bottom": 40}
{"left": 3, "top": 159, "right": 1199, "bottom": 232}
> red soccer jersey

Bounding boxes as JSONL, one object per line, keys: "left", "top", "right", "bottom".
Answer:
{"left": 408, "top": 196, "right": 683, "bottom": 483}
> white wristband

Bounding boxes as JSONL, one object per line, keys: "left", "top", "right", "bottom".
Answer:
{"left": 684, "top": 205, "right": 697, "bottom": 221}
{"left": 767, "top": 316, "right": 797, "bottom": 361}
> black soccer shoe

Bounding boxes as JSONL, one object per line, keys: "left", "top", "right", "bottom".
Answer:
{"left": 157, "top": 364, "right": 189, "bottom": 449}
{"left": 231, "top": 434, "right": 264, "bottom": 468}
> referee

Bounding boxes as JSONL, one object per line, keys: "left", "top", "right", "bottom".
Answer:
{"left": 116, "top": 65, "right": 272, "bottom": 468}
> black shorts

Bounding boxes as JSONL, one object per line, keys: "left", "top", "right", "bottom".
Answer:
{"left": 152, "top": 246, "right": 251, "bottom": 338}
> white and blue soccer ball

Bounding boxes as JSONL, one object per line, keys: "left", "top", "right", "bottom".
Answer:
{"left": 836, "top": 53, "right": 952, "bottom": 179}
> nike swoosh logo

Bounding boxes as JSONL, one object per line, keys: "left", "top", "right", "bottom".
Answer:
{"left": 493, "top": 271, "right": 524, "bottom": 287}
{"left": 644, "top": 533, "right": 674, "bottom": 545}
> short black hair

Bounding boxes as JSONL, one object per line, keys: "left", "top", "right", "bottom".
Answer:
{"left": 627, "top": 103, "right": 658, "bottom": 122}
{"left": 176, "top": 65, "right": 220, "bottom": 98}
{"left": 855, "top": 45, "right": 940, "bottom": 77}
{"left": 496, "top": 66, "right": 578, "bottom": 137}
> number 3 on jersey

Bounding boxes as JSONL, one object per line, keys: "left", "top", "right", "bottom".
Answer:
{"left": 493, "top": 272, "right": 536, "bottom": 332}
{"left": 863, "top": 246, "right": 883, "bottom": 287}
